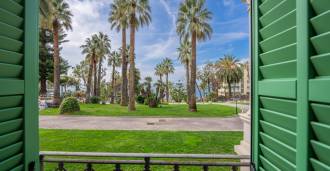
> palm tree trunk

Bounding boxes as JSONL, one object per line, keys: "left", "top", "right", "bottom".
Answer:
{"left": 93, "top": 57, "right": 97, "bottom": 97}
{"left": 189, "top": 31, "right": 197, "bottom": 112}
{"left": 121, "top": 28, "right": 128, "bottom": 106}
{"left": 111, "top": 65, "right": 116, "bottom": 104}
{"left": 97, "top": 58, "right": 102, "bottom": 96}
{"left": 40, "top": 78, "right": 47, "bottom": 97}
{"left": 86, "top": 57, "right": 93, "bottom": 103}
{"left": 228, "top": 81, "right": 232, "bottom": 98}
{"left": 166, "top": 74, "right": 169, "bottom": 102}
{"left": 207, "top": 78, "right": 211, "bottom": 95}
{"left": 128, "top": 17, "right": 136, "bottom": 111}
{"left": 185, "top": 60, "right": 190, "bottom": 104}
{"left": 52, "top": 22, "right": 61, "bottom": 106}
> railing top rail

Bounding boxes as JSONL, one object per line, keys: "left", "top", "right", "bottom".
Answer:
{"left": 40, "top": 151, "right": 250, "bottom": 159}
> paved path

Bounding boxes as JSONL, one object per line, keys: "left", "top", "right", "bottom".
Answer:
{"left": 40, "top": 116, "right": 243, "bottom": 131}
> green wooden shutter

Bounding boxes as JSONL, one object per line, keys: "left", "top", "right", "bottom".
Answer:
{"left": 0, "top": 0, "right": 39, "bottom": 171}
{"left": 252, "top": 0, "right": 330, "bottom": 171}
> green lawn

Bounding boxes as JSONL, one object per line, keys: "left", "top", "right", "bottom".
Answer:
{"left": 40, "top": 103, "right": 238, "bottom": 117}
{"left": 40, "top": 130, "right": 243, "bottom": 171}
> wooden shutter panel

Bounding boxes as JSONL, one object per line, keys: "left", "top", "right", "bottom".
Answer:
{"left": 252, "top": 0, "right": 330, "bottom": 171}
{"left": 0, "top": 0, "right": 39, "bottom": 171}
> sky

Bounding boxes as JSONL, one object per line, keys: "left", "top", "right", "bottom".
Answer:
{"left": 62, "top": 0, "right": 249, "bottom": 83}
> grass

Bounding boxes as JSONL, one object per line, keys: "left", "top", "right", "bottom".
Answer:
{"left": 40, "top": 103, "right": 238, "bottom": 117}
{"left": 40, "top": 129, "right": 243, "bottom": 171}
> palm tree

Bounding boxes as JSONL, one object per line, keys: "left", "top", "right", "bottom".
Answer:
{"left": 127, "top": 0, "right": 152, "bottom": 111}
{"left": 81, "top": 35, "right": 99, "bottom": 102}
{"left": 161, "top": 58, "right": 175, "bottom": 102}
{"left": 96, "top": 32, "right": 111, "bottom": 97}
{"left": 155, "top": 64, "right": 165, "bottom": 102}
{"left": 108, "top": 51, "right": 121, "bottom": 104}
{"left": 177, "top": 41, "right": 191, "bottom": 104}
{"left": 216, "top": 55, "right": 243, "bottom": 98}
{"left": 177, "top": 0, "right": 212, "bottom": 112}
{"left": 49, "top": 0, "right": 73, "bottom": 106}
{"left": 143, "top": 76, "right": 152, "bottom": 96}
{"left": 109, "top": 0, "right": 130, "bottom": 106}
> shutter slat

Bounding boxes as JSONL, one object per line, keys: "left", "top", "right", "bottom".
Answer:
{"left": 258, "top": 79, "right": 296, "bottom": 99}
{"left": 260, "top": 121, "right": 296, "bottom": 148}
{"left": 0, "top": 79, "right": 24, "bottom": 96}
{"left": 311, "top": 11, "right": 330, "bottom": 35}
{"left": 259, "top": 43, "right": 296, "bottom": 65}
{"left": 260, "top": 97, "right": 297, "bottom": 116}
{"left": 0, "top": 49, "right": 23, "bottom": 65}
{"left": 310, "top": 0, "right": 330, "bottom": 15}
{"left": 309, "top": 78, "right": 330, "bottom": 103}
{"left": 311, "top": 140, "right": 330, "bottom": 166}
{"left": 311, "top": 122, "right": 330, "bottom": 146}
{"left": 0, "top": 119, "right": 23, "bottom": 135}
{"left": 311, "top": 103, "right": 330, "bottom": 125}
{"left": 0, "top": 153, "right": 22, "bottom": 171}
{"left": 0, "top": 8, "right": 23, "bottom": 28}
{"left": 0, "top": 63, "right": 23, "bottom": 78}
{"left": 311, "top": 32, "right": 330, "bottom": 54}
{"left": 259, "top": 0, "right": 284, "bottom": 15}
{"left": 260, "top": 108, "right": 296, "bottom": 132}
{"left": 259, "top": 0, "right": 295, "bottom": 27}
{"left": 0, "top": 131, "right": 23, "bottom": 149}
{"left": 0, "top": 107, "right": 23, "bottom": 122}
{"left": 0, "top": 36, "right": 23, "bottom": 53}
{"left": 260, "top": 144, "right": 296, "bottom": 171}
{"left": 0, "top": 96, "right": 23, "bottom": 109}
{"left": 311, "top": 53, "right": 330, "bottom": 76}
{"left": 260, "top": 60, "right": 296, "bottom": 79}
{"left": 310, "top": 158, "right": 330, "bottom": 171}
{"left": 259, "top": 155, "right": 281, "bottom": 171}
{"left": 0, "top": 142, "right": 23, "bottom": 161}
{"left": 0, "top": 21, "right": 23, "bottom": 40}
{"left": 0, "top": 0, "right": 23, "bottom": 15}
{"left": 259, "top": 27, "right": 296, "bottom": 52}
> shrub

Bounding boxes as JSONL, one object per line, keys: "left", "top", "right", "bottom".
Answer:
{"left": 147, "top": 94, "right": 160, "bottom": 108}
{"left": 136, "top": 95, "right": 145, "bottom": 104}
{"left": 59, "top": 97, "right": 80, "bottom": 114}
{"left": 90, "top": 96, "right": 101, "bottom": 104}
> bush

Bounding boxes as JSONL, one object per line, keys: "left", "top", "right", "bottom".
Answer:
{"left": 136, "top": 95, "right": 145, "bottom": 104}
{"left": 59, "top": 97, "right": 80, "bottom": 114}
{"left": 147, "top": 94, "right": 160, "bottom": 108}
{"left": 90, "top": 96, "right": 101, "bottom": 104}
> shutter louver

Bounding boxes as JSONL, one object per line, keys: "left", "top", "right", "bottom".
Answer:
{"left": 309, "top": 0, "right": 330, "bottom": 170}
{"left": 0, "top": 0, "right": 24, "bottom": 170}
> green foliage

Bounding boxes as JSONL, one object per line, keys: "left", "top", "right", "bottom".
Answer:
{"left": 90, "top": 96, "right": 101, "bottom": 104}
{"left": 147, "top": 94, "right": 160, "bottom": 108}
{"left": 206, "top": 92, "right": 218, "bottom": 102}
{"left": 59, "top": 97, "right": 80, "bottom": 114}
{"left": 136, "top": 95, "right": 145, "bottom": 104}
{"left": 170, "top": 82, "right": 187, "bottom": 102}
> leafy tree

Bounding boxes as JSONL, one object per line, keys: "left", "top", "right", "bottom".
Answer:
{"left": 108, "top": 51, "right": 121, "bottom": 104}
{"left": 216, "top": 55, "right": 243, "bottom": 97}
{"left": 109, "top": 0, "right": 130, "bottom": 106}
{"left": 177, "top": 0, "right": 212, "bottom": 112}
{"left": 127, "top": 0, "right": 152, "bottom": 111}
{"left": 170, "top": 82, "right": 187, "bottom": 103}
{"left": 161, "top": 58, "right": 175, "bottom": 102}
{"left": 48, "top": 0, "right": 73, "bottom": 106}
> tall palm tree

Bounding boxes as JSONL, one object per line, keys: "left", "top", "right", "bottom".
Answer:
{"left": 177, "top": 41, "right": 191, "bottom": 104}
{"left": 143, "top": 76, "right": 152, "bottom": 96}
{"left": 161, "top": 58, "right": 175, "bottom": 102}
{"left": 81, "top": 35, "right": 99, "bottom": 102}
{"left": 216, "top": 55, "right": 243, "bottom": 98}
{"left": 127, "top": 0, "right": 152, "bottom": 111}
{"left": 155, "top": 63, "right": 166, "bottom": 102}
{"left": 177, "top": 0, "right": 212, "bottom": 112}
{"left": 49, "top": 0, "right": 73, "bottom": 106}
{"left": 96, "top": 32, "right": 111, "bottom": 97}
{"left": 108, "top": 51, "right": 121, "bottom": 104}
{"left": 109, "top": 0, "right": 130, "bottom": 106}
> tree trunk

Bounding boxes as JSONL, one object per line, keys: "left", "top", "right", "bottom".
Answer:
{"left": 128, "top": 14, "right": 136, "bottom": 111}
{"left": 189, "top": 31, "right": 197, "bottom": 112}
{"left": 111, "top": 65, "right": 116, "bottom": 104}
{"left": 40, "top": 77, "right": 47, "bottom": 97}
{"left": 86, "top": 57, "right": 93, "bottom": 103}
{"left": 96, "top": 58, "right": 102, "bottom": 96}
{"left": 52, "top": 22, "right": 61, "bottom": 106}
{"left": 166, "top": 74, "right": 169, "bottom": 102}
{"left": 185, "top": 60, "right": 190, "bottom": 104}
{"left": 207, "top": 78, "right": 211, "bottom": 95}
{"left": 93, "top": 57, "right": 97, "bottom": 97}
{"left": 228, "top": 81, "right": 232, "bottom": 98}
{"left": 121, "top": 28, "right": 128, "bottom": 106}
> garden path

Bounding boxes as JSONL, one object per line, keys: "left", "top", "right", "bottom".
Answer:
{"left": 40, "top": 116, "right": 243, "bottom": 131}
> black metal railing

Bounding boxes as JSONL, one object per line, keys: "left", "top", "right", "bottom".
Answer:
{"left": 40, "top": 151, "right": 250, "bottom": 171}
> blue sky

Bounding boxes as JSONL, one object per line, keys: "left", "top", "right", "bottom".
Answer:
{"left": 62, "top": 0, "right": 249, "bottom": 82}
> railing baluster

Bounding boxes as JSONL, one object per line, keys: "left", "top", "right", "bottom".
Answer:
{"left": 203, "top": 165, "right": 209, "bottom": 171}
{"left": 114, "top": 164, "right": 122, "bottom": 171}
{"left": 173, "top": 164, "right": 180, "bottom": 171}
{"left": 232, "top": 166, "right": 238, "bottom": 171}
{"left": 55, "top": 162, "right": 67, "bottom": 171}
{"left": 144, "top": 157, "right": 151, "bottom": 171}
{"left": 85, "top": 163, "right": 94, "bottom": 171}
{"left": 39, "top": 155, "right": 44, "bottom": 171}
